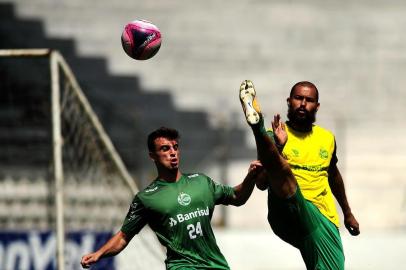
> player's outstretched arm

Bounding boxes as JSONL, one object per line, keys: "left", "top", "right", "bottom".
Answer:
{"left": 229, "top": 160, "right": 263, "bottom": 206}
{"left": 81, "top": 231, "right": 129, "bottom": 268}
{"left": 328, "top": 163, "right": 360, "bottom": 236}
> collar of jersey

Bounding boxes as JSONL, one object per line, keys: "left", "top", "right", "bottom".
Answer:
{"left": 155, "top": 174, "right": 187, "bottom": 185}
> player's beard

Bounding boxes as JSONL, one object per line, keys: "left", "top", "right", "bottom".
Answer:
{"left": 287, "top": 105, "right": 317, "bottom": 131}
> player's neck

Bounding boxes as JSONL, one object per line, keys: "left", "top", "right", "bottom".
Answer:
{"left": 158, "top": 169, "right": 182, "bottom": 183}
{"left": 286, "top": 120, "right": 313, "bottom": 132}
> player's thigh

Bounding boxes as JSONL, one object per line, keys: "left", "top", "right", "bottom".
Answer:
{"left": 299, "top": 204, "right": 344, "bottom": 270}
{"left": 267, "top": 187, "right": 320, "bottom": 246}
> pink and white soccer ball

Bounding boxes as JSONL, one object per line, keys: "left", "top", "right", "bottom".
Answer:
{"left": 121, "top": 19, "right": 162, "bottom": 60}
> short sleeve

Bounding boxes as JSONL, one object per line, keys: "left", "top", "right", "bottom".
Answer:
{"left": 207, "top": 175, "right": 235, "bottom": 205}
{"left": 331, "top": 138, "right": 338, "bottom": 165}
{"left": 120, "top": 195, "right": 148, "bottom": 238}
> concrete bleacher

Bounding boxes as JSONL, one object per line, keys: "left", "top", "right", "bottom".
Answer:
{"left": 0, "top": 2, "right": 252, "bottom": 177}
{"left": 6, "top": 0, "right": 406, "bottom": 120}
{"left": 1, "top": 1, "right": 406, "bottom": 269}
{"left": 0, "top": 174, "right": 132, "bottom": 230}
{"left": 1, "top": 0, "right": 406, "bottom": 233}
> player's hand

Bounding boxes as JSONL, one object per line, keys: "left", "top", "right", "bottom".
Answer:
{"left": 247, "top": 160, "right": 269, "bottom": 190}
{"left": 81, "top": 252, "right": 100, "bottom": 269}
{"left": 344, "top": 212, "right": 360, "bottom": 236}
{"left": 248, "top": 160, "right": 263, "bottom": 176}
{"left": 271, "top": 114, "right": 287, "bottom": 147}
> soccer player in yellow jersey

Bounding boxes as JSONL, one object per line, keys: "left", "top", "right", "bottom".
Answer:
{"left": 239, "top": 80, "right": 360, "bottom": 270}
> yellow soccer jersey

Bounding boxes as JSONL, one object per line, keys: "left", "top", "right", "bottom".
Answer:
{"left": 274, "top": 124, "right": 340, "bottom": 227}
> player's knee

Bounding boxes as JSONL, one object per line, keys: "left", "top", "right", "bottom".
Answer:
{"left": 282, "top": 179, "right": 297, "bottom": 198}
{"left": 255, "top": 170, "right": 270, "bottom": 190}
{"left": 271, "top": 173, "right": 297, "bottom": 199}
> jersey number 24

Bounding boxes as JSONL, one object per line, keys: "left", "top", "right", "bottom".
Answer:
{"left": 187, "top": 222, "right": 203, "bottom": 239}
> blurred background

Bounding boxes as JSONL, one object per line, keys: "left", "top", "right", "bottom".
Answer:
{"left": 1, "top": 0, "right": 405, "bottom": 269}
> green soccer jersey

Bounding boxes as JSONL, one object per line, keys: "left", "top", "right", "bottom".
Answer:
{"left": 121, "top": 173, "right": 235, "bottom": 270}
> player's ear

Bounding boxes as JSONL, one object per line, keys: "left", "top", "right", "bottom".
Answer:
{"left": 316, "top": 102, "right": 320, "bottom": 111}
{"left": 149, "top": 151, "right": 156, "bottom": 161}
{"left": 286, "top": 97, "right": 290, "bottom": 107}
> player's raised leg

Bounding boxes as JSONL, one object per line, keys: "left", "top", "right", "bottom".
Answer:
{"left": 239, "top": 80, "right": 296, "bottom": 198}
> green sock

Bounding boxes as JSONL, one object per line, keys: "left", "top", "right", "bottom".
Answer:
{"left": 252, "top": 115, "right": 267, "bottom": 135}
{"left": 259, "top": 116, "right": 267, "bottom": 134}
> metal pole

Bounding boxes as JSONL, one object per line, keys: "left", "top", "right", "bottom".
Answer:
{"left": 0, "top": 48, "right": 50, "bottom": 57}
{"left": 55, "top": 52, "right": 137, "bottom": 194}
{"left": 50, "top": 51, "right": 65, "bottom": 270}
{"left": 218, "top": 119, "right": 229, "bottom": 227}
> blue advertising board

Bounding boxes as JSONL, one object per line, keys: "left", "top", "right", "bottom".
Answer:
{"left": 0, "top": 231, "right": 115, "bottom": 270}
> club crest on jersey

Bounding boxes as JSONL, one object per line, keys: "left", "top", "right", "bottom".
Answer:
{"left": 319, "top": 148, "right": 329, "bottom": 159}
{"left": 177, "top": 192, "right": 191, "bottom": 206}
{"left": 292, "top": 148, "right": 300, "bottom": 157}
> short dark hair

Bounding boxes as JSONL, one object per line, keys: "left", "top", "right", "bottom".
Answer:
{"left": 147, "top": 127, "right": 180, "bottom": 152}
{"left": 290, "top": 81, "right": 319, "bottom": 102}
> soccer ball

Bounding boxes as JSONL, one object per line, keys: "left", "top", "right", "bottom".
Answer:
{"left": 121, "top": 19, "right": 162, "bottom": 60}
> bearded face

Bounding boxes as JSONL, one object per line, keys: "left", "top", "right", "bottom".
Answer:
{"left": 286, "top": 85, "right": 319, "bottom": 131}
{"left": 287, "top": 102, "right": 317, "bottom": 127}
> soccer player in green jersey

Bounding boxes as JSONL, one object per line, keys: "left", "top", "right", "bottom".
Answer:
{"left": 81, "top": 126, "right": 262, "bottom": 269}
{"left": 239, "top": 80, "right": 360, "bottom": 270}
